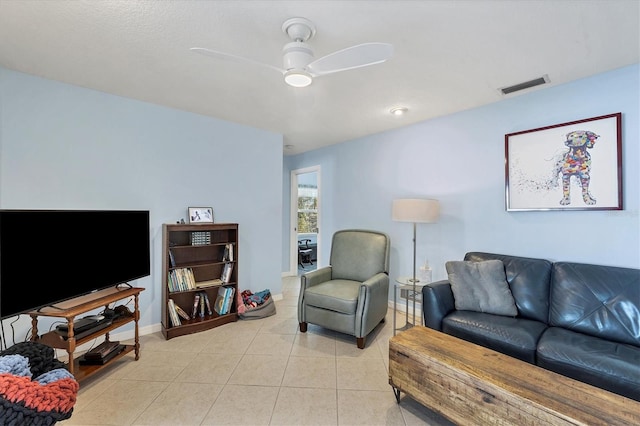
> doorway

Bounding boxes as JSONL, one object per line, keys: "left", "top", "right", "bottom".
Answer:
{"left": 291, "top": 166, "right": 320, "bottom": 275}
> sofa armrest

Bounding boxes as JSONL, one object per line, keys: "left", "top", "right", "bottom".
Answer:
{"left": 422, "top": 280, "right": 456, "bottom": 331}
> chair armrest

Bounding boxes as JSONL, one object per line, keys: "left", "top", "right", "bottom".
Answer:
{"left": 299, "top": 266, "right": 333, "bottom": 323}
{"left": 360, "top": 272, "right": 388, "bottom": 292}
{"left": 356, "top": 272, "right": 389, "bottom": 337}
{"left": 422, "top": 280, "right": 456, "bottom": 331}
{"left": 300, "top": 266, "right": 332, "bottom": 289}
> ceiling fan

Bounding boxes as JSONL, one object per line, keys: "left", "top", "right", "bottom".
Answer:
{"left": 191, "top": 17, "right": 393, "bottom": 88}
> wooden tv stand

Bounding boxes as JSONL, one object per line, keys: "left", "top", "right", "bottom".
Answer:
{"left": 29, "top": 286, "right": 144, "bottom": 382}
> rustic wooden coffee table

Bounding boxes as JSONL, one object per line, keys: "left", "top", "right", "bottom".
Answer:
{"left": 389, "top": 326, "right": 640, "bottom": 425}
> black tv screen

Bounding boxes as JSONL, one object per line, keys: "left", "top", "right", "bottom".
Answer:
{"left": 0, "top": 210, "right": 150, "bottom": 319}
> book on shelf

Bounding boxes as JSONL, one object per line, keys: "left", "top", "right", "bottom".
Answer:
{"left": 168, "top": 249, "right": 176, "bottom": 268}
{"left": 168, "top": 270, "right": 178, "bottom": 292}
{"left": 222, "top": 243, "right": 235, "bottom": 262}
{"left": 167, "top": 273, "right": 175, "bottom": 292}
{"left": 213, "top": 286, "right": 235, "bottom": 315}
{"left": 221, "top": 262, "right": 234, "bottom": 283}
{"left": 167, "top": 299, "right": 181, "bottom": 327}
{"left": 199, "top": 293, "right": 206, "bottom": 317}
{"left": 168, "top": 269, "right": 181, "bottom": 292}
{"left": 214, "top": 287, "right": 226, "bottom": 315}
{"left": 171, "top": 270, "right": 180, "bottom": 291}
{"left": 168, "top": 268, "right": 196, "bottom": 292}
{"left": 179, "top": 268, "right": 196, "bottom": 290}
{"left": 174, "top": 303, "right": 191, "bottom": 321}
{"left": 221, "top": 287, "right": 230, "bottom": 314}
{"left": 191, "top": 293, "right": 201, "bottom": 318}
{"left": 222, "top": 286, "right": 235, "bottom": 314}
{"left": 195, "top": 291, "right": 213, "bottom": 317}
{"left": 196, "top": 279, "right": 222, "bottom": 288}
{"left": 190, "top": 231, "right": 211, "bottom": 246}
{"left": 201, "top": 291, "right": 213, "bottom": 315}
{"left": 182, "top": 268, "right": 190, "bottom": 289}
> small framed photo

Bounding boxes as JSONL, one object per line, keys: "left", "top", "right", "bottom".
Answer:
{"left": 188, "top": 207, "right": 214, "bottom": 223}
{"left": 505, "top": 113, "right": 622, "bottom": 211}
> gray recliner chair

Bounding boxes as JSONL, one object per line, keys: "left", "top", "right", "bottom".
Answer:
{"left": 298, "top": 229, "right": 391, "bottom": 349}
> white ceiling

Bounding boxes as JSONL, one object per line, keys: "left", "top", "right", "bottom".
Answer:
{"left": 0, "top": 1, "right": 638, "bottom": 155}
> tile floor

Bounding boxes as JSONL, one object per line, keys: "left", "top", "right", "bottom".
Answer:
{"left": 60, "top": 276, "right": 453, "bottom": 426}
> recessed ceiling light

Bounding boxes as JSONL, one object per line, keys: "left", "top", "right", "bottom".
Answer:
{"left": 390, "top": 107, "right": 408, "bottom": 116}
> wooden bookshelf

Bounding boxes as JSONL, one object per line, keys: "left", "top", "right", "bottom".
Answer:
{"left": 162, "top": 223, "right": 238, "bottom": 339}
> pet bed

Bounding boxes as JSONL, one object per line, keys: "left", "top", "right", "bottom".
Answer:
{"left": 237, "top": 289, "right": 276, "bottom": 319}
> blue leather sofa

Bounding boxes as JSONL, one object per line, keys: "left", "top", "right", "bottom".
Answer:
{"left": 422, "top": 252, "right": 640, "bottom": 401}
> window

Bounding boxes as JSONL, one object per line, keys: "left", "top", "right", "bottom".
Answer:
{"left": 297, "top": 184, "right": 317, "bottom": 233}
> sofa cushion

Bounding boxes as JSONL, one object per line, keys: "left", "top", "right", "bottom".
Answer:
{"left": 549, "top": 262, "right": 640, "bottom": 347}
{"left": 465, "top": 252, "right": 551, "bottom": 323}
{"left": 303, "top": 279, "right": 360, "bottom": 314}
{"left": 538, "top": 327, "right": 640, "bottom": 401}
{"left": 443, "top": 311, "right": 547, "bottom": 363}
{"left": 446, "top": 260, "right": 518, "bottom": 316}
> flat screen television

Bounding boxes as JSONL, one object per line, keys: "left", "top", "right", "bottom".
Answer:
{"left": 0, "top": 210, "right": 150, "bottom": 319}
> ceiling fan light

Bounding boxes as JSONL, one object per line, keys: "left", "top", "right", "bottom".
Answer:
{"left": 284, "top": 70, "right": 313, "bottom": 87}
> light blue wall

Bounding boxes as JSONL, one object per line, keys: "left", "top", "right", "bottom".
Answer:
{"left": 0, "top": 68, "right": 283, "bottom": 337}
{"left": 285, "top": 64, "right": 640, "bottom": 287}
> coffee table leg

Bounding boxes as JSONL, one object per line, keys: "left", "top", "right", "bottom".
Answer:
{"left": 392, "top": 386, "right": 401, "bottom": 403}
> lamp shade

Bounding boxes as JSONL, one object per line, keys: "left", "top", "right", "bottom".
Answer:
{"left": 392, "top": 199, "right": 440, "bottom": 223}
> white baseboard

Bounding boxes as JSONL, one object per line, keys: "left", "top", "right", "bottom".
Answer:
{"left": 388, "top": 299, "right": 422, "bottom": 314}
{"left": 108, "top": 322, "right": 163, "bottom": 341}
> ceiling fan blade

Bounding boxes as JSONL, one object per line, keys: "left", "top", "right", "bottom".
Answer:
{"left": 307, "top": 42, "right": 393, "bottom": 76}
{"left": 190, "top": 47, "right": 284, "bottom": 74}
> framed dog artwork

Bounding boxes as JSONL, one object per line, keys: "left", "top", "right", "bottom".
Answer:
{"left": 505, "top": 113, "right": 622, "bottom": 211}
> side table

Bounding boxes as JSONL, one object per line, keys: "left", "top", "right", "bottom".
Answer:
{"left": 393, "top": 277, "right": 426, "bottom": 335}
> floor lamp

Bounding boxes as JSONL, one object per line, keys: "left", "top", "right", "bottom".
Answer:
{"left": 392, "top": 198, "right": 440, "bottom": 326}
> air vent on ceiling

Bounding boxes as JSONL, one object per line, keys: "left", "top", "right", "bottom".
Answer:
{"left": 500, "top": 75, "right": 550, "bottom": 95}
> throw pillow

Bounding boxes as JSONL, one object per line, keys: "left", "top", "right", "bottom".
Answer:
{"left": 445, "top": 259, "right": 518, "bottom": 316}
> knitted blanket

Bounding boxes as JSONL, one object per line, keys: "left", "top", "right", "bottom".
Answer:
{"left": 0, "top": 342, "right": 78, "bottom": 425}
